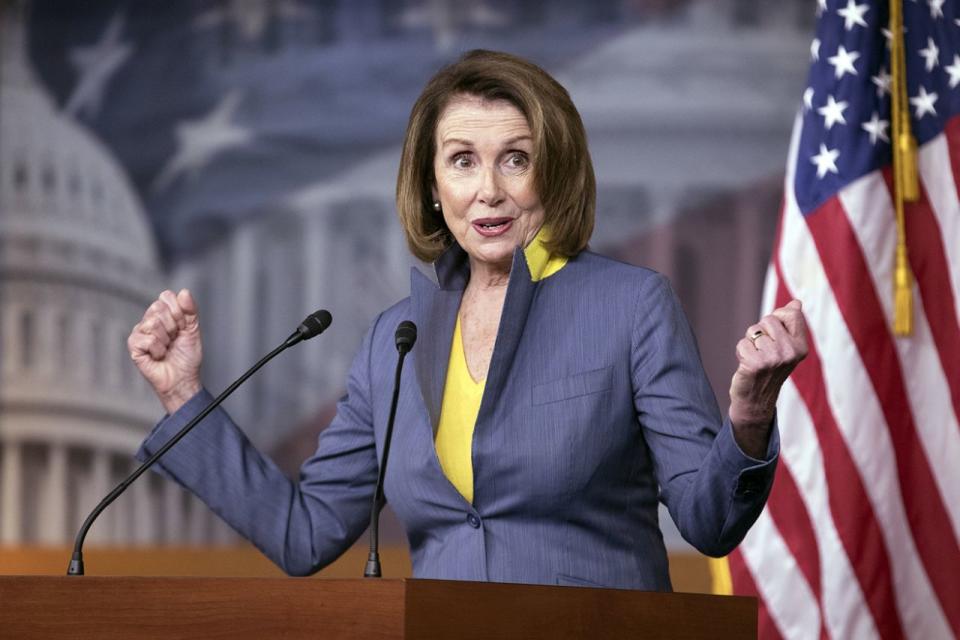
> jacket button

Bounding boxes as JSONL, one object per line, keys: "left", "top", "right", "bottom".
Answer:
{"left": 466, "top": 513, "right": 481, "bottom": 528}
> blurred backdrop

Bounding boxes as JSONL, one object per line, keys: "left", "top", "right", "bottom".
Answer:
{"left": 0, "top": 0, "right": 811, "bottom": 584}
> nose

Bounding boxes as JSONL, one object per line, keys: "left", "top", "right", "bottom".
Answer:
{"left": 477, "top": 165, "right": 505, "bottom": 207}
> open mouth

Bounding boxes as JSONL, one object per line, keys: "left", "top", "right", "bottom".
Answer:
{"left": 472, "top": 218, "right": 513, "bottom": 237}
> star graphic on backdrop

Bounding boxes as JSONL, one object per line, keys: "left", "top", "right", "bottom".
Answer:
{"left": 928, "top": 0, "right": 945, "bottom": 19}
{"left": 919, "top": 37, "right": 940, "bottom": 71}
{"left": 398, "top": 0, "right": 507, "bottom": 52}
{"left": 946, "top": 55, "right": 960, "bottom": 88}
{"left": 837, "top": 0, "right": 869, "bottom": 30}
{"left": 64, "top": 13, "right": 133, "bottom": 118}
{"left": 811, "top": 38, "right": 821, "bottom": 61}
{"left": 910, "top": 85, "right": 939, "bottom": 118}
{"left": 811, "top": 144, "right": 840, "bottom": 178}
{"left": 816, "top": 0, "right": 827, "bottom": 17}
{"left": 193, "top": 0, "right": 317, "bottom": 42}
{"left": 803, "top": 87, "right": 815, "bottom": 111}
{"left": 818, "top": 95, "right": 849, "bottom": 129}
{"left": 861, "top": 112, "right": 890, "bottom": 144}
{"left": 871, "top": 68, "right": 892, "bottom": 96}
{"left": 153, "top": 91, "right": 253, "bottom": 192}
{"left": 828, "top": 45, "right": 860, "bottom": 79}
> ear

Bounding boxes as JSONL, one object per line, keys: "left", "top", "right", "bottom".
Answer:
{"left": 430, "top": 183, "right": 439, "bottom": 204}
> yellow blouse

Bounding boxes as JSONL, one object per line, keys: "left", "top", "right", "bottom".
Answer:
{"left": 434, "top": 228, "right": 567, "bottom": 503}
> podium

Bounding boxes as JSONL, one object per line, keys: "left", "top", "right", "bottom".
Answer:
{"left": 0, "top": 576, "right": 756, "bottom": 639}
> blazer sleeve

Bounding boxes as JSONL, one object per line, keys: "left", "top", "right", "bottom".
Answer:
{"left": 630, "top": 273, "right": 779, "bottom": 557}
{"left": 135, "top": 316, "right": 382, "bottom": 576}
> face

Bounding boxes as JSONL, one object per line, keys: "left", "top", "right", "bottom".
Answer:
{"left": 432, "top": 95, "right": 545, "bottom": 275}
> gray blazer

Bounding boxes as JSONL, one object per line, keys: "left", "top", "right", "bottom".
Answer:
{"left": 137, "top": 245, "right": 778, "bottom": 590}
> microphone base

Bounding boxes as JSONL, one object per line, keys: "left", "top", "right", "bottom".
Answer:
{"left": 67, "top": 553, "right": 84, "bottom": 576}
{"left": 363, "top": 555, "right": 382, "bottom": 578}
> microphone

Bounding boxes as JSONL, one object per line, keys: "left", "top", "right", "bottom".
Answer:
{"left": 364, "top": 320, "right": 417, "bottom": 578}
{"left": 67, "top": 309, "right": 333, "bottom": 576}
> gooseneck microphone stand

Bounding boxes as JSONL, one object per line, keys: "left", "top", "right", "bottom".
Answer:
{"left": 364, "top": 320, "right": 417, "bottom": 578}
{"left": 66, "top": 310, "right": 333, "bottom": 576}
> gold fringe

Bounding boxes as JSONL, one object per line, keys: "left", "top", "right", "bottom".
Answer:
{"left": 709, "top": 556, "right": 734, "bottom": 596}
{"left": 889, "top": 0, "right": 915, "bottom": 335}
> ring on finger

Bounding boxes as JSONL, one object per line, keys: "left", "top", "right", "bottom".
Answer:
{"left": 749, "top": 329, "right": 765, "bottom": 346}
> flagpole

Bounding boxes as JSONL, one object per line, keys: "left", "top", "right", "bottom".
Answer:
{"left": 889, "top": 0, "right": 917, "bottom": 336}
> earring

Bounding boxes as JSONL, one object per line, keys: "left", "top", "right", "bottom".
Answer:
{"left": 432, "top": 201, "right": 441, "bottom": 211}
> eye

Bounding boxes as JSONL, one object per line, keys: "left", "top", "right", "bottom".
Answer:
{"left": 452, "top": 153, "right": 474, "bottom": 169}
{"left": 504, "top": 152, "right": 530, "bottom": 171}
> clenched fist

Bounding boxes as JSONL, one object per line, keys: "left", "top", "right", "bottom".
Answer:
{"left": 728, "top": 298, "right": 809, "bottom": 458}
{"left": 128, "top": 289, "right": 203, "bottom": 415}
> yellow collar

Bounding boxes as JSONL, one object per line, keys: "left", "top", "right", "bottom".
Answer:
{"left": 522, "top": 227, "right": 568, "bottom": 282}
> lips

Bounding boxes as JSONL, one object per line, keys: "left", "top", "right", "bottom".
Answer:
{"left": 472, "top": 217, "right": 514, "bottom": 237}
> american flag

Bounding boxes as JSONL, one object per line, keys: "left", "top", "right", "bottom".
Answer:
{"left": 724, "top": 1, "right": 960, "bottom": 638}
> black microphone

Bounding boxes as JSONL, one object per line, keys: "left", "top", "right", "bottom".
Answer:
{"left": 67, "top": 309, "right": 333, "bottom": 576}
{"left": 364, "top": 320, "right": 417, "bottom": 578}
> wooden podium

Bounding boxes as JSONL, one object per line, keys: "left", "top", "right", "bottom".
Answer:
{"left": 0, "top": 576, "right": 756, "bottom": 639}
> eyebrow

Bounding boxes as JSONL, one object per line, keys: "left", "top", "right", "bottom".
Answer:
{"left": 440, "top": 135, "right": 533, "bottom": 148}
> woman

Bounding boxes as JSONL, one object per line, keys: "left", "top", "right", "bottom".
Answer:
{"left": 129, "top": 50, "right": 807, "bottom": 590}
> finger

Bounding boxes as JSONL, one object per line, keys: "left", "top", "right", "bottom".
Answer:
{"left": 158, "top": 290, "right": 186, "bottom": 330}
{"left": 148, "top": 299, "right": 178, "bottom": 335}
{"left": 138, "top": 316, "right": 172, "bottom": 348}
{"left": 744, "top": 323, "right": 766, "bottom": 341}
{"left": 772, "top": 300, "right": 805, "bottom": 336}
{"left": 744, "top": 323, "right": 775, "bottom": 351}
{"left": 176, "top": 289, "right": 199, "bottom": 327}
{"left": 736, "top": 338, "right": 762, "bottom": 368}
{"left": 757, "top": 315, "right": 790, "bottom": 343}
{"left": 129, "top": 331, "right": 166, "bottom": 361}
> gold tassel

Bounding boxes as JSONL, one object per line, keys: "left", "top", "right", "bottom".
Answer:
{"left": 889, "top": 0, "right": 915, "bottom": 335}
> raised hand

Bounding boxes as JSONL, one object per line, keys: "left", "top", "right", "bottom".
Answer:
{"left": 128, "top": 289, "right": 203, "bottom": 414}
{"left": 728, "top": 299, "right": 809, "bottom": 458}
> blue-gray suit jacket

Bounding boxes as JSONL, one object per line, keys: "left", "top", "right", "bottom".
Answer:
{"left": 137, "top": 245, "right": 778, "bottom": 590}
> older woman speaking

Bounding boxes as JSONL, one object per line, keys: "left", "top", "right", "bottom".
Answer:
{"left": 129, "top": 50, "right": 807, "bottom": 590}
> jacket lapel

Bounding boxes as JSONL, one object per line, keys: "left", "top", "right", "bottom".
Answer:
{"left": 409, "top": 244, "right": 537, "bottom": 434}
{"left": 476, "top": 247, "right": 536, "bottom": 425}
{"left": 409, "top": 245, "right": 468, "bottom": 432}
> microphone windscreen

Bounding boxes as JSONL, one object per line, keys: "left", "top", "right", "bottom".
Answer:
{"left": 395, "top": 320, "right": 417, "bottom": 352}
{"left": 298, "top": 310, "right": 333, "bottom": 340}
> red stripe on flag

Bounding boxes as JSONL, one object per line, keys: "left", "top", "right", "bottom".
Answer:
{"left": 804, "top": 197, "right": 960, "bottom": 635}
{"left": 773, "top": 253, "right": 904, "bottom": 639}
{"left": 765, "top": 460, "right": 830, "bottom": 640}
{"left": 728, "top": 549, "right": 785, "bottom": 640}
{"left": 881, "top": 167, "right": 960, "bottom": 425}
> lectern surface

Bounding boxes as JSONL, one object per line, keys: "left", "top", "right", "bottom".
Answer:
{"left": 0, "top": 576, "right": 756, "bottom": 639}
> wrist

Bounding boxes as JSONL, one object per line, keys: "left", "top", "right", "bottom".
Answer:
{"left": 160, "top": 379, "right": 202, "bottom": 415}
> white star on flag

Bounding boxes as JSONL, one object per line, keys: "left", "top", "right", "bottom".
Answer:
{"left": 861, "top": 112, "right": 890, "bottom": 144}
{"left": 919, "top": 37, "right": 940, "bottom": 71}
{"left": 837, "top": 0, "right": 869, "bottom": 30}
{"left": 153, "top": 90, "right": 253, "bottom": 192}
{"left": 64, "top": 13, "right": 133, "bottom": 118}
{"left": 910, "top": 85, "right": 939, "bottom": 118}
{"left": 803, "top": 87, "right": 815, "bottom": 111}
{"left": 818, "top": 94, "right": 849, "bottom": 129}
{"left": 816, "top": 0, "right": 827, "bottom": 17}
{"left": 811, "top": 143, "right": 840, "bottom": 178}
{"left": 811, "top": 38, "right": 821, "bottom": 61}
{"left": 928, "top": 0, "right": 945, "bottom": 19}
{"left": 828, "top": 45, "right": 860, "bottom": 79}
{"left": 946, "top": 55, "right": 960, "bottom": 89}
{"left": 872, "top": 68, "right": 892, "bottom": 96}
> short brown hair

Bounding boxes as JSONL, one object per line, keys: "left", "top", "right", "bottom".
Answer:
{"left": 396, "top": 49, "right": 596, "bottom": 263}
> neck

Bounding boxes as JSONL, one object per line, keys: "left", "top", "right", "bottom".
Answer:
{"left": 467, "top": 257, "right": 511, "bottom": 290}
